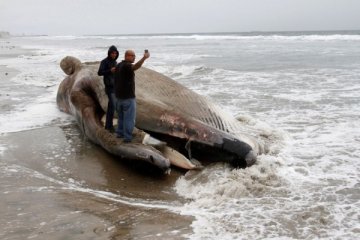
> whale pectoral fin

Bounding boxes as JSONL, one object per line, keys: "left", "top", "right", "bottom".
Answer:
{"left": 139, "top": 133, "right": 197, "bottom": 169}
{"left": 161, "top": 146, "right": 202, "bottom": 170}
{"left": 142, "top": 133, "right": 167, "bottom": 148}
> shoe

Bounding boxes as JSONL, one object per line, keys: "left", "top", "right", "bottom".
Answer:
{"left": 105, "top": 127, "right": 115, "bottom": 133}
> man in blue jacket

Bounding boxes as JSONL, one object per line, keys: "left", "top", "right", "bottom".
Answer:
{"left": 98, "top": 45, "right": 119, "bottom": 131}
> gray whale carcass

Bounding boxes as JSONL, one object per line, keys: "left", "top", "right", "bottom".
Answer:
{"left": 57, "top": 56, "right": 171, "bottom": 172}
{"left": 57, "top": 56, "right": 267, "bottom": 172}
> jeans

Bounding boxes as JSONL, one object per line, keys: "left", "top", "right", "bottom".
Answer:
{"left": 116, "top": 98, "right": 136, "bottom": 141}
{"left": 105, "top": 88, "right": 116, "bottom": 130}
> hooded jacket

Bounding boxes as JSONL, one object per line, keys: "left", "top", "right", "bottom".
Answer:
{"left": 98, "top": 45, "right": 119, "bottom": 91}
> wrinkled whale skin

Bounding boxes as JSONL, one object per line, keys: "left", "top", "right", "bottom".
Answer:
{"left": 134, "top": 66, "right": 266, "bottom": 167}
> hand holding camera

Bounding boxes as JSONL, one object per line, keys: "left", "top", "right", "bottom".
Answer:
{"left": 144, "top": 49, "right": 150, "bottom": 59}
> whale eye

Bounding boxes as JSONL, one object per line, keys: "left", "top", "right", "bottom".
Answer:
{"left": 149, "top": 155, "right": 154, "bottom": 163}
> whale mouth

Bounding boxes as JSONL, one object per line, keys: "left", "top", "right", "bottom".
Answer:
{"left": 227, "top": 151, "right": 257, "bottom": 168}
{"left": 142, "top": 131, "right": 257, "bottom": 169}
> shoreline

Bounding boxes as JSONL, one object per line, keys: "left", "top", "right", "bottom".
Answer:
{"left": 0, "top": 39, "right": 194, "bottom": 239}
{"left": 0, "top": 60, "right": 20, "bottom": 114}
{"left": 0, "top": 125, "right": 194, "bottom": 239}
{"left": 0, "top": 38, "right": 47, "bottom": 128}
{"left": 0, "top": 37, "right": 26, "bottom": 85}
{"left": 0, "top": 39, "right": 21, "bottom": 113}
{"left": 0, "top": 38, "right": 31, "bottom": 59}
{"left": 0, "top": 40, "right": 22, "bottom": 114}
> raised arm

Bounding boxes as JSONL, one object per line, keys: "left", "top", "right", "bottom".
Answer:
{"left": 132, "top": 50, "right": 150, "bottom": 71}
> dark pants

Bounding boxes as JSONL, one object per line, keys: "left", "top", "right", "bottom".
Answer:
{"left": 105, "top": 88, "right": 116, "bottom": 130}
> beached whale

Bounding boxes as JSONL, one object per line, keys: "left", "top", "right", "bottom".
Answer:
{"left": 57, "top": 56, "right": 266, "bottom": 172}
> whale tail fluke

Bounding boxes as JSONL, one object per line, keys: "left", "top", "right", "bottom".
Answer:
{"left": 60, "top": 56, "right": 82, "bottom": 75}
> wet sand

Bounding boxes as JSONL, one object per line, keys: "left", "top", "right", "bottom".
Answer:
{"left": 0, "top": 124, "right": 194, "bottom": 239}
{"left": 0, "top": 42, "right": 194, "bottom": 239}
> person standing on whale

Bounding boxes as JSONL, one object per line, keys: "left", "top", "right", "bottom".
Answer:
{"left": 114, "top": 49, "right": 150, "bottom": 142}
{"left": 98, "top": 45, "right": 119, "bottom": 131}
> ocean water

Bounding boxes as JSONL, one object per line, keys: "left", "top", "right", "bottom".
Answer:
{"left": 0, "top": 31, "right": 359, "bottom": 239}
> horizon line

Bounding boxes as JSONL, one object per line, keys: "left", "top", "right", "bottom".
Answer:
{"left": 6, "top": 29, "right": 360, "bottom": 37}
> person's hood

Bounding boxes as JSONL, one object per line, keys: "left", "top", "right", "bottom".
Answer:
{"left": 107, "top": 45, "right": 119, "bottom": 60}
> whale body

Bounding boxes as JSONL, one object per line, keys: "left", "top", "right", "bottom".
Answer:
{"left": 57, "top": 56, "right": 267, "bottom": 172}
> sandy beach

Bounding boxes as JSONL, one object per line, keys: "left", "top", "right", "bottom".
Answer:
{"left": 0, "top": 42, "right": 194, "bottom": 239}
{"left": 0, "top": 125, "right": 194, "bottom": 239}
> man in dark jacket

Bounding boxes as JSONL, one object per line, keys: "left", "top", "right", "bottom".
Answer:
{"left": 98, "top": 45, "right": 119, "bottom": 131}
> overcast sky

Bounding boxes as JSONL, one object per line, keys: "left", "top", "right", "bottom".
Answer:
{"left": 1, "top": 0, "right": 360, "bottom": 35}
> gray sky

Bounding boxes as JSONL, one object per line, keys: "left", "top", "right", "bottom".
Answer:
{"left": 1, "top": 0, "right": 360, "bottom": 35}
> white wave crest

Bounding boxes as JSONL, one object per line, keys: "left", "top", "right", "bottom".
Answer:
{"left": 22, "top": 33, "right": 360, "bottom": 42}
